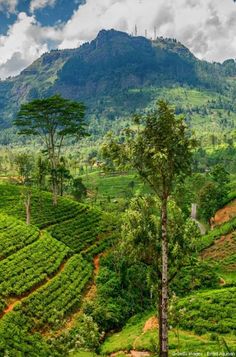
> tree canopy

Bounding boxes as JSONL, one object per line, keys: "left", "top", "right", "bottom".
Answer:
{"left": 14, "top": 94, "right": 88, "bottom": 204}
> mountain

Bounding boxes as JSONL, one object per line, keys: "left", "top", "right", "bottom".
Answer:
{"left": 0, "top": 29, "right": 236, "bottom": 129}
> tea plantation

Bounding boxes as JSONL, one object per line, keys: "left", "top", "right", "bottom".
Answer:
{"left": 0, "top": 181, "right": 235, "bottom": 356}
{"left": 0, "top": 182, "right": 113, "bottom": 355}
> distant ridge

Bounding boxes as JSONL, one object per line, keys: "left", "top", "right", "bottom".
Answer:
{"left": 0, "top": 29, "right": 235, "bottom": 129}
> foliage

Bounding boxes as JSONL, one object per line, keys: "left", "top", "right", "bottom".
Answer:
{"left": 0, "top": 213, "right": 39, "bottom": 259}
{"left": 0, "top": 183, "right": 85, "bottom": 228}
{"left": 4, "top": 255, "right": 93, "bottom": 332}
{"left": 198, "top": 182, "right": 220, "bottom": 222}
{"left": 101, "top": 309, "right": 236, "bottom": 355}
{"left": 72, "top": 177, "right": 87, "bottom": 201}
{"left": 48, "top": 208, "right": 101, "bottom": 252}
{"left": 171, "top": 261, "right": 219, "bottom": 296}
{"left": 0, "top": 234, "right": 70, "bottom": 297}
{"left": 102, "top": 100, "right": 196, "bottom": 199}
{"left": 120, "top": 196, "right": 200, "bottom": 283}
{"left": 198, "top": 165, "right": 230, "bottom": 222}
{"left": 0, "top": 311, "right": 51, "bottom": 356}
{"left": 49, "top": 314, "right": 101, "bottom": 355}
{"left": 173, "top": 287, "right": 236, "bottom": 335}
{"left": 14, "top": 153, "right": 34, "bottom": 184}
{"left": 83, "top": 252, "right": 151, "bottom": 332}
{"left": 14, "top": 94, "right": 87, "bottom": 204}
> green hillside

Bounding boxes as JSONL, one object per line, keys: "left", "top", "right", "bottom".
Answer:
{"left": 0, "top": 29, "right": 235, "bottom": 357}
{"left": 0, "top": 30, "right": 236, "bottom": 144}
{"left": 100, "top": 305, "right": 236, "bottom": 356}
{"left": 0, "top": 183, "right": 114, "bottom": 355}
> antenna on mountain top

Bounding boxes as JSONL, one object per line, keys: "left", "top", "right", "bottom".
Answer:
{"left": 154, "top": 26, "right": 157, "bottom": 40}
{"left": 134, "top": 25, "right": 138, "bottom": 36}
{"left": 145, "top": 29, "right": 147, "bottom": 38}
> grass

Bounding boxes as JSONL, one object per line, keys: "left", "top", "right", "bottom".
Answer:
{"left": 81, "top": 171, "right": 145, "bottom": 199}
{"left": 199, "top": 217, "right": 236, "bottom": 251}
{"left": 101, "top": 308, "right": 236, "bottom": 356}
{"left": 101, "top": 311, "right": 153, "bottom": 354}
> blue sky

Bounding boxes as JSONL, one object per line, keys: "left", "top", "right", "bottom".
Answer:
{"left": 0, "top": 0, "right": 236, "bottom": 79}
{"left": 0, "top": 0, "right": 84, "bottom": 34}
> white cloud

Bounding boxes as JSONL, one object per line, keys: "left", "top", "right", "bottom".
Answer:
{"left": 0, "top": 12, "right": 49, "bottom": 79}
{"left": 1, "top": 0, "right": 236, "bottom": 79}
{"left": 0, "top": 0, "right": 18, "bottom": 13}
{"left": 30, "top": 0, "right": 56, "bottom": 12}
{"left": 57, "top": 0, "right": 236, "bottom": 63}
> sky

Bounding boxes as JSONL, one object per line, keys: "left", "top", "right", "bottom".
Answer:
{"left": 0, "top": 0, "right": 236, "bottom": 80}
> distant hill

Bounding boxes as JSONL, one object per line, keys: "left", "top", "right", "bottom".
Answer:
{"left": 0, "top": 29, "right": 236, "bottom": 130}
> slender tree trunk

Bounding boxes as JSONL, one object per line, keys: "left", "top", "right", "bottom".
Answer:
{"left": 161, "top": 197, "right": 168, "bottom": 357}
{"left": 60, "top": 176, "right": 63, "bottom": 196}
{"left": 51, "top": 162, "right": 58, "bottom": 206}
{"left": 52, "top": 178, "right": 58, "bottom": 206}
{"left": 25, "top": 191, "right": 31, "bottom": 225}
{"left": 49, "top": 137, "right": 58, "bottom": 206}
{"left": 158, "top": 288, "right": 162, "bottom": 355}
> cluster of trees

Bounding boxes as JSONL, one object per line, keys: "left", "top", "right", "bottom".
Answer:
{"left": 13, "top": 95, "right": 88, "bottom": 224}
{"left": 198, "top": 165, "right": 230, "bottom": 224}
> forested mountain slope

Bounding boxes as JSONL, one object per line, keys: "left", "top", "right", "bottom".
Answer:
{"left": 0, "top": 29, "right": 236, "bottom": 130}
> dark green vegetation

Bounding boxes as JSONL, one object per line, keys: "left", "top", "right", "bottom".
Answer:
{"left": 48, "top": 210, "right": 101, "bottom": 252}
{"left": 0, "top": 183, "right": 86, "bottom": 227}
{"left": 0, "top": 213, "right": 39, "bottom": 258}
{"left": 102, "top": 100, "right": 207, "bottom": 354}
{"left": 19, "top": 254, "right": 92, "bottom": 330}
{"left": 0, "top": 234, "right": 70, "bottom": 298}
{"left": 174, "top": 287, "right": 236, "bottom": 335}
{"left": 14, "top": 94, "right": 87, "bottom": 205}
{"left": 0, "top": 182, "right": 114, "bottom": 355}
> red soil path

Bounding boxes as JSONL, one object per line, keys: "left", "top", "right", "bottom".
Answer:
{"left": 0, "top": 259, "right": 67, "bottom": 319}
{"left": 212, "top": 199, "right": 236, "bottom": 227}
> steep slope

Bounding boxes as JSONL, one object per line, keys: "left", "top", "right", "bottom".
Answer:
{"left": 1, "top": 29, "right": 235, "bottom": 129}
{"left": 0, "top": 183, "right": 113, "bottom": 355}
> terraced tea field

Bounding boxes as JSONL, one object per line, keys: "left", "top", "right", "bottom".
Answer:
{"left": 0, "top": 183, "right": 83, "bottom": 227}
{"left": 0, "top": 183, "right": 113, "bottom": 355}
{"left": 0, "top": 213, "right": 39, "bottom": 259}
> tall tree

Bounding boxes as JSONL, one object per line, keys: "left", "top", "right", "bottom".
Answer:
{"left": 121, "top": 196, "right": 199, "bottom": 351}
{"left": 102, "top": 100, "right": 196, "bottom": 356}
{"left": 14, "top": 95, "right": 87, "bottom": 205}
{"left": 14, "top": 153, "right": 34, "bottom": 225}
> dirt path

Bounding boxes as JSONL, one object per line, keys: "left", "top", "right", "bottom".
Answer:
{"left": 0, "top": 258, "right": 68, "bottom": 319}
{"left": 132, "top": 316, "right": 158, "bottom": 352}
{"left": 2, "top": 300, "right": 19, "bottom": 314}
{"left": 47, "top": 254, "right": 102, "bottom": 336}
{"left": 212, "top": 199, "right": 236, "bottom": 227}
{"left": 110, "top": 351, "right": 150, "bottom": 357}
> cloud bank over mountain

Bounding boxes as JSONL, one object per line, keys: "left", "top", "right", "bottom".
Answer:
{"left": 0, "top": 0, "right": 235, "bottom": 79}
